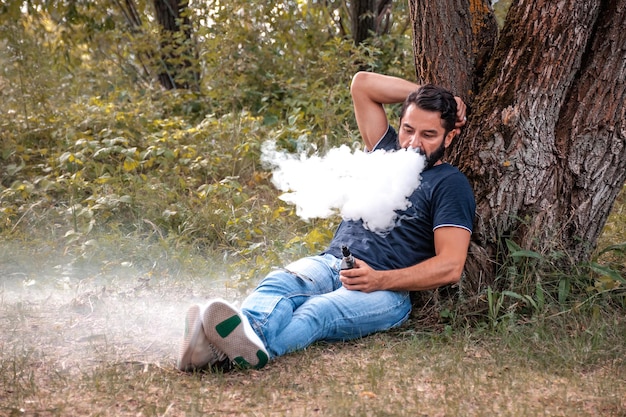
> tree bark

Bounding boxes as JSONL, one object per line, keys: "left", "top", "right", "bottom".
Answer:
{"left": 113, "top": 0, "right": 152, "bottom": 85}
{"left": 410, "top": 0, "right": 497, "bottom": 101}
{"left": 410, "top": 0, "right": 626, "bottom": 291}
{"left": 554, "top": 0, "right": 626, "bottom": 261}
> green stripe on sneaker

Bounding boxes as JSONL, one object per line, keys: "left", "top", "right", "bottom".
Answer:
{"left": 256, "top": 350, "right": 269, "bottom": 368}
{"left": 233, "top": 356, "right": 249, "bottom": 368}
{"left": 215, "top": 315, "right": 241, "bottom": 338}
{"left": 233, "top": 350, "right": 269, "bottom": 370}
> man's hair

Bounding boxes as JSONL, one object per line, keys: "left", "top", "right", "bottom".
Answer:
{"left": 399, "top": 84, "right": 457, "bottom": 133}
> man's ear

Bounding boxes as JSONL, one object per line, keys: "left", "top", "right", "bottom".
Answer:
{"left": 444, "top": 129, "right": 457, "bottom": 148}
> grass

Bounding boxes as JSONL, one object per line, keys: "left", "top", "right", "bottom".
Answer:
{"left": 2, "top": 182, "right": 626, "bottom": 416}
{"left": 1, "top": 239, "right": 625, "bottom": 417}
{"left": 0, "top": 188, "right": 623, "bottom": 417}
{"left": 2, "top": 321, "right": 625, "bottom": 416}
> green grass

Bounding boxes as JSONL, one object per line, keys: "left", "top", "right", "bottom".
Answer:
{"left": 1, "top": 318, "right": 624, "bottom": 416}
{"left": 1, "top": 180, "right": 625, "bottom": 416}
{"left": 1, "top": 243, "right": 625, "bottom": 417}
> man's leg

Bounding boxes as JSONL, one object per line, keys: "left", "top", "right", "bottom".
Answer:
{"left": 241, "top": 254, "right": 342, "bottom": 358}
{"left": 267, "top": 287, "right": 411, "bottom": 357}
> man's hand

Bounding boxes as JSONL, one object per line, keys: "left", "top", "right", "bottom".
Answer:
{"left": 339, "top": 258, "right": 383, "bottom": 293}
{"left": 454, "top": 97, "right": 468, "bottom": 136}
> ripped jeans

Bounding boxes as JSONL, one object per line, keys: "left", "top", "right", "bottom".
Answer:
{"left": 241, "top": 254, "right": 411, "bottom": 359}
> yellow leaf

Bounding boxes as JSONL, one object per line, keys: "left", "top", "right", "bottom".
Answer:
{"left": 123, "top": 158, "right": 139, "bottom": 172}
{"left": 95, "top": 174, "right": 112, "bottom": 184}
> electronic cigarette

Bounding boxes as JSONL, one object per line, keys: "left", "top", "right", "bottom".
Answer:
{"left": 340, "top": 245, "right": 355, "bottom": 270}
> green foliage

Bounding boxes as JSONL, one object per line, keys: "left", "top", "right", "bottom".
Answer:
{"left": 480, "top": 235, "right": 625, "bottom": 330}
{"left": 493, "top": 0, "right": 513, "bottom": 28}
{"left": 0, "top": 1, "right": 413, "bottom": 290}
{"left": 1, "top": 0, "right": 623, "bottom": 311}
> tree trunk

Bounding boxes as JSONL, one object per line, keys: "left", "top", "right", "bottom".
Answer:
{"left": 351, "top": 0, "right": 394, "bottom": 45}
{"left": 409, "top": 0, "right": 626, "bottom": 292}
{"left": 152, "top": 0, "right": 199, "bottom": 90}
{"left": 114, "top": 0, "right": 152, "bottom": 85}
{"left": 553, "top": 0, "right": 626, "bottom": 261}
{"left": 351, "top": 0, "right": 376, "bottom": 45}
{"left": 410, "top": 0, "right": 497, "bottom": 101}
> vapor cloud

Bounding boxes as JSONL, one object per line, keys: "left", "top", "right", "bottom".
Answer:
{"left": 261, "top": 141, "right": 426, "bottom": 233}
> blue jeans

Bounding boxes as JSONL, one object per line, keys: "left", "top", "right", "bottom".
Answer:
{"left": 241, "top": 254, "right": 412, "bottom": 359}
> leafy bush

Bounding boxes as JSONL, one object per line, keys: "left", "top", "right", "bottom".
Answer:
{"left": 1, "top": 1, "right": 623, "bottom": 307}
{"left": 0, "top": 2, "right": 415, "bottom": 289}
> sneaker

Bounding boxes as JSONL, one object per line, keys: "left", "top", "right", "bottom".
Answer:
{"left": 176, "top": 304, "right": 228, "bottom": 372}
{"left": 202, "top": 299, "right": 269, "bottom": 369}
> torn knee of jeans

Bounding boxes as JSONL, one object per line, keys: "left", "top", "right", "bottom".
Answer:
{"left": 273, "top": 267, "right": 313, "bottom": 282}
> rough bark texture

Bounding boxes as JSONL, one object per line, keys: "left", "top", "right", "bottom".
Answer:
{"left": 554, "top": 0, "right": 626, "bottom": 260}
{"left": 411, "top": 0, "right": 496, "bottom": 101}
{"left": 408, "top": 0, "right": 626, "bottom": 292}
{"left": 447, "top": 0, "right": 626, "bottom": 290}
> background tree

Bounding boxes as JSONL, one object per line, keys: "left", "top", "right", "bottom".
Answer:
{"left": 114, "top": 0, "right": 199, "bottom": 90}
{"left": 350, "top": 0, "right": 393, "bottom": 45}
{"left": 151, "top": 0, "right": 199, "bottom": 90}
{"left": 409, "top": 0, "right": 626, "bottom": 293}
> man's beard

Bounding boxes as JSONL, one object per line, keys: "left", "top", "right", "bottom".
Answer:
{"left": 417, "top": 138, "right": 446, "bottom": 169}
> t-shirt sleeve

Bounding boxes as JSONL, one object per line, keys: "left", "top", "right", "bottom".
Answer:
{"left": 371, "top": 125, "right": 400, "bottom": 152}
{"left": 432, "top": 172, "right": 476, "bottom": 233}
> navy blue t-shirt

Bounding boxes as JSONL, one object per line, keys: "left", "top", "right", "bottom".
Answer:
{"left": 324, "top": 126, "right": 476, "bottom": 271}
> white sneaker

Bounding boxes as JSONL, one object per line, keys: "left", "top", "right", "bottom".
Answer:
{"left": 202, "top": 299, "right": 269, "bottom": 369}
{"left": 176, "top": 304, "right": 228, "bottom": 372}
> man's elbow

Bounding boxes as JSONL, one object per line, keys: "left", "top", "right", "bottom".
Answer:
{"left": 445, "top": 261, "right": 467, "bottom": 285}
{"left": 350, "top": 71, "right": 372, "bottom": 97}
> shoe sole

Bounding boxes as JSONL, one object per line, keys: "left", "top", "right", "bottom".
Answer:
{"left": 203, "top": 300, "right": 269, "bottom": 369}
{"left": 176, "top": 305, "right": 203, "bottom": 371}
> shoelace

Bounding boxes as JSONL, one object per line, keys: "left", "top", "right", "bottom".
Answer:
{"left": 210, "top": 342, "right": 228, "bottom": 362}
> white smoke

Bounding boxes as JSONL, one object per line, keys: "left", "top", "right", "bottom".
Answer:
{"left": 261, "top": 141, "right": 426, "bottom": 233}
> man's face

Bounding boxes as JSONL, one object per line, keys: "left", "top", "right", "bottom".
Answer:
{"left": 398, "top": 104, "right": 456, "bottom": 168}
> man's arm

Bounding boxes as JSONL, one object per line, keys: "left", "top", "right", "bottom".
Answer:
{"left": 339, "top": 226, "right": 471, "bottom": 293}
{"left": 350, "top": 71, "right": 468, "bottom": 150}
{"left": 350, "top": 71, "right": 421, "bottom": 150}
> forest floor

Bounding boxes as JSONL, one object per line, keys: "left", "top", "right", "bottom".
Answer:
{"left": 1, "top": 242, "right": 625, "bottom": 417}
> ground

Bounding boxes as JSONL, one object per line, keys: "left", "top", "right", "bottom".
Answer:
{"left": 1, "top": 252, "right": 625, "bottom": 416}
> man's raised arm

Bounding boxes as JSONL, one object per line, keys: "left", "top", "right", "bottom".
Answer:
{"left": 350, "top": 71, "right": 421, "bottom": 150}
{"left": 351, "top": 72, "right": 468, "bottom": 150}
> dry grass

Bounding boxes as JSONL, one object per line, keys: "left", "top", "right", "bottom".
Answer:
{"left": 1, "top": 255, "right": 625, "bottom": 417}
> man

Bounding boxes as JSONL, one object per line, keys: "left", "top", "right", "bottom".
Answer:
{"left": 176, "top": 71, "right": 475, "bottom": 371}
